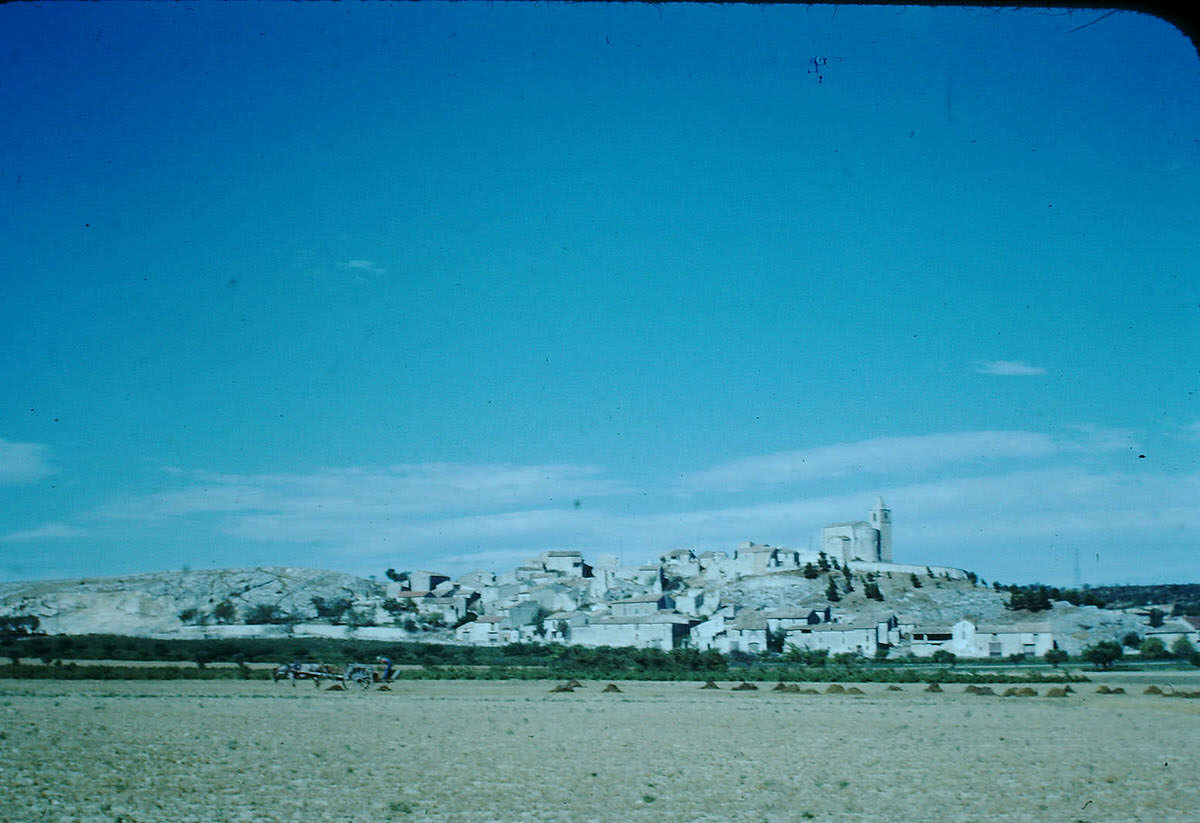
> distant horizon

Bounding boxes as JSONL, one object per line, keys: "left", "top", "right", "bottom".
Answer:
{"left": 2, "top": 4, "right": 1197, "bottom": 587}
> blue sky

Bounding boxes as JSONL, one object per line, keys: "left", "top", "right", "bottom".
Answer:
{"left": 1, "top": 3, "right": 1197, "bottom": 585}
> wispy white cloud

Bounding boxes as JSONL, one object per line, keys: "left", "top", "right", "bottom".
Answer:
{"left": 974, "top": 359, "right": 1048, "bottom": 376}
{"left": 55, "top": 429, "right": 1196, "bottom": 583}
{"left": 99, "top": 462, "right": 621, "bottom": 522}
{"left": 616, "top": 467, "right": 1200, "bottom": 572}
{"left": 0, "top": 438, "right": 53, "bottom": 484}
{"left": 682, "top": 431, "right": 1063, "bottom": 492}
{"left": 0, "top": 521, "right": 86, "bottom": 543}
{"left": 90, "top": 462, "right": 623, "bottom": 568}
{"left": 337, "top": 259, "right": 386, "bottom": 276}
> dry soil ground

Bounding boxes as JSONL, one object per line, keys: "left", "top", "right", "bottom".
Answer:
{"left": 1, "top": 675, "right": 1198, "bottom": 823}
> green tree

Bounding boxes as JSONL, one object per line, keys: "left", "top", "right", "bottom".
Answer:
{"left": 1044, "top": 648, "right": 1068, "bottom": 667}
{"left": 802, "top": 563, "right": 819, "bottom": 579}
{"left": 1169, "top": 636, "right": 1196, "bottom": 659}
{"left": 930, "top": 650, "right": 957, "bottom": 665}
{"left": 1139, "top": 637, "right": 1169, "bottom": 659}
{"left": 1148, "top": 609, "right": 1165, "bottom": 628}
{"left": 817, "top": 551, "right": 830, "bottom": 572}
{"left": 910, "top": 573, "right": 922, "bottom": 589}
{"left": 825, "top": 578, "right": 840, "bottom": 602}
{"left": 1081, "top": 640, "right": 1123, "bottom": 669}
{"left": 1121, "top": 632, "right": 1141, "bottom": 648}
{"left": 1006, "top": 586, "right": 1053, "bottom": 612}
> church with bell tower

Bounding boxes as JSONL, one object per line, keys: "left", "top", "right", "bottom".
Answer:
{"left": 822, "top": 497, "right": 893, "bottom": 563}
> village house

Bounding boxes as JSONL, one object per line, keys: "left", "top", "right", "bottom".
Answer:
{"left": 569, "top": 613, "right": 696, "bottom": 651}
{"left": 660, "top": 548, "right": 701, "bottom": 579}
{"left": 543, "top": 611, "right": 590, "bottom": 643}
{"left": 609, "top": 593, "right": 674, "bottom": 617}
{"left": 733, "top": 542, "right": 780, "bottom": 577}
{"left": 407, "top": 571, "right": 451, "bottom": 593}
{"left": 672, "top": 588, "right": 707, "bottom": 616}
{"left": 697, "top": 550, "right": 735, "bottom": 581}
{"left": 722, "top": 611, "right": 769, "bottom": 655}
{"left": 784, "top": 623, "right": 881, "bottom": 656}
{"left": 454, "top": 615, "right": 506, "bottom": 645}
{"left": 539, "top": 550, "right": 591, "bottom": 577}
{"left": 764, "top": 607, "right": 832, "bottom": 634}
{"left": 904, "top": 620, "right": 1056, "bottom": 658}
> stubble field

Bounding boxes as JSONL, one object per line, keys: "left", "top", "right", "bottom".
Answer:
{"left": 2, "top": 674, "right": 1198, "bottom": 823}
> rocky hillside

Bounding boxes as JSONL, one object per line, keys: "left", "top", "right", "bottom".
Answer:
{"left": 0, "top": 568, "right": 382, "bottom": 636}
{"left": 0, "top": 565, "right": 1164, "bottom": 655}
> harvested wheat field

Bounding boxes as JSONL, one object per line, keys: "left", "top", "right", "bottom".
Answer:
{"left": 2, "top": 677, "right": 1198, "bottom": 823}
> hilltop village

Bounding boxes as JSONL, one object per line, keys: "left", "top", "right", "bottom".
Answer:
{"left": 4, "top": 499, "right": 1196, "bottom": 658}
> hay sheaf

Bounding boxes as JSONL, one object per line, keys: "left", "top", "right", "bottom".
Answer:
{"left": 700, "top": 680, "right": 721, "bottom": 689}
{"left": 732, "top": 682, "right": 759, "bottom": 691}
{"left": 566, "top": 679, "right": 584, "bottom": 689}
{"left": 601, "top": 683, "right": 622, "bottom": 693}
{"left": 1144, "top": 685, "right": 1164, "bottom": 695}
{"left": 845, "top": 686, "right": 865, "bottom": 695}
{"left": 1045, "top": 687, "right": 1068, "bottom": 698}
{"left": 924, "top": 683, "right": 943, "bottom": 693}
{"left": 549, "top": 684, "right": 576, "bottom": 693}
{"left": 825, "top": 684, "right": 846, "bottom": 694}
{"left": 1001, "top": 687, "right": 1038, "bottom": 697}
{"left": 1096, "top": 685, "right": 1125, "bottom": 695}
{"left": 886, "top": 685, "right": 903, "bottom": 691}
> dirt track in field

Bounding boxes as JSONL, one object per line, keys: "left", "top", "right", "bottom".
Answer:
{"left": 2, "top": 677, "right": 1198, "bottom": 822}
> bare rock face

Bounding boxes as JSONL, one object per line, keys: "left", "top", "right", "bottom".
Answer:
{"left": 0, "top": 568, "right": 382, "bottom": 636}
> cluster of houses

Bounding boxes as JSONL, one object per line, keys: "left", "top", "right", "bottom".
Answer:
{"left": 355, "top": 499, "right": 1200, "bottom": 658}
{"left": 391, "top": 551, "right": 1070, "bottom": 662}
{"left": 380, "top": 546, "right": 1076, "bottom": 658}
{"left": 158, "top": 500, "right": 1195, "bottom": 658}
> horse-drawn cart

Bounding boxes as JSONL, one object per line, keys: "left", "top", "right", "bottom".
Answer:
{"left": 273, "top": 658, "right": 391, "bottom": 690}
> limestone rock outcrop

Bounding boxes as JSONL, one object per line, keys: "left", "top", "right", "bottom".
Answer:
{"left": 0, "top": 567, "right": 382, "bottom": 636}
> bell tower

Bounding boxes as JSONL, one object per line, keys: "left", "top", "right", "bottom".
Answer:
{"left": 870, "top": 496, "right": 892, "bottom": 562}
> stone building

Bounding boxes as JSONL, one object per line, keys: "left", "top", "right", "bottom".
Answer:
{"left": 821, "top": 497, "right": 892, "bottom": 563}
